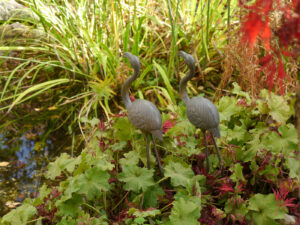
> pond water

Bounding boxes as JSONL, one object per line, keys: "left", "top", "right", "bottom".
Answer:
{"left": 0, "top": 133, "right": 70, "bottom": 216}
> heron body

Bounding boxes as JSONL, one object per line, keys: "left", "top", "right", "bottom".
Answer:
{"left": 178, "top": 50, "right": 222, "bottom": 173}
{"left": 121, "top": 52, "right": 164, "bottom": 176}
{"left": 127, "top": 99, "right": 163, "bottom": 141}
{"left": 186, "top": 97, "right": 220, "bottom": 138}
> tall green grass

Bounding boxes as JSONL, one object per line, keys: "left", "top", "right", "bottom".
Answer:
{"left": 0, "top": 0, "right": 238, "bottom": 135}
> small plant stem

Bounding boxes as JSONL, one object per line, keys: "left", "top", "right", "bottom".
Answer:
{"left": 160, "top": 202, "right": 173, "bottom": 212}
{"left": 111, "top": 191, "right": 130, "bottom": 211}
{"left": 82, "top": 203, "right": 103, "bottom": 215}
{"left": 26, "top": 217, "right": 45, "bottom": 224}
{"left": 154, "top": 176, "right": 169, "bottom": 185}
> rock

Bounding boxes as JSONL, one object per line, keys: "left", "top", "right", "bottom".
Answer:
{"left": 0, "top": 0, "right": 38, "bottom": 21}
{"left": 0, "top": 22, "right": 43, "bottom": 41}
{"left": 281, "top": 214, "right": 296, "bottom": 225}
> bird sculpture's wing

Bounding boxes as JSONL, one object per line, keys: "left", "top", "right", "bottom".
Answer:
{"left": 186, "top": 97, "right": 220, "bottom": 137}
{"left": 128, "top": 99, "right": 162, "bottom": 139}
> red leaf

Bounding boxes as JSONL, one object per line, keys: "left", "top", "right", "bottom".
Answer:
{"left": 266, "top": 63, "right": 277, "bottom": 91}
{"left": 162, "top": 119, "right": 177, "bottom": 133}
{"left": 240, "top": 12, "right": 263, "bottom": 49}
{"left": 259, "top": 54, "right": 273, "bottom": 66}
{"left": 99, "top": 120, "right": 106, "bottom": 131}
{"left": 260, "top": 18, "right": 271, "bottom": 51}
{"left": 216, "top": 182, "right": 234, "bottom": 194}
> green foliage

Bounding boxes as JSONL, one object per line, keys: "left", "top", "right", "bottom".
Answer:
{"left": 75, "top": 167, "right": 110, "bottom": 200}
{"left": 46, "top": 153, "right": 80, "bottom": 179}
{"left": 169, "top": 196, "right": 201, "bottom": 225}
{"left": 119, "top": 165, "right": 155, "bottom": 193}
{"left": 1, "top": 85, "right": 298, "bottom": 224}
{"left": 259, "top": 90, "right": 292, "bottom": 124}
{"left": 2, "top": 204, "right": 37, "bottom": 225}
{"left": 248, "top": 194, "right": 286, "bottom": 225}
{"left": 164, "top": 161, "right": 194, "bottom": 190}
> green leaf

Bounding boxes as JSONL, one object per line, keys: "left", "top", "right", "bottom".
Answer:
{"left": 56, "top": 216, "right": 78, "bottom": 225}
{"left": 244, "top": 124, "right": 269, "bottom": 162}
{"left": 263, "top": 124, "right": 298, "bottom": 155}
{"left": 232, "top": 82, "right": 251, "bottom": 104}
{"left": 110, "top": 141, "right": 127, "bottom": 151}
{"left": 114, "top": 117, "right": 134, "bottom": 141}
{"left": 92, "top": 157, "right": 114, "bottom": 171}
{"left": 33, "top": 184, "right": 51, "bottom": 205}
{"left": 2, "top": 204, "right": 37, "bottom": 225}
{"left": 226, "top": 124, "right": 247, "bottom": 142}
{"left": 119, "top": 165, "right": 154, "bottom": 192}
{"left": 132, "top": 208, "right": 161, "bottom": 218}
{"left": 76, "top": 167, "right": 110, "bottom": 200}
{"left": 286, "top": 157, "right": 300, "bottom": 181}
{"left": 258, "top": 164, "right": 279, "bottom": 182}
{"left": 169, "top": 196, "right": 201, "bottom": 225}
{"left": 225, "top": 196, "right": 248, "bottom": 219}
{"left": 56, "top": 194, "right": 83, "bottom": 217}
{"left": 248, "top": 193, "right": 286, "bottom": 224}
{"left": 153, "top": 60, "right": 175, "bottom": 104}
{"left": 164, "top": 161, "right": 194, "bottom": 189}
{"left": 230, "top": 163, "right": 246, "bottom": 183}
{"left": 217, "top": 96, "right": 241, "bottom": 122}
{"left": 46, "top": 153, "right": 80, "bottom": 179}
{"left": 119, "top": 151, "right": 140, "bottom": 167}
{"left": 260, "top": 90, "right": 292, "bottom": 124}
{"left": 143, "top": 185, "right": 164, "bottom": 208}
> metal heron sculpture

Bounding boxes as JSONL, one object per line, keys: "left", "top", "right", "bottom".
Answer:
{"left": 121, "top": 52, "right": 164, "bottom": 176}
{"left": 178, "top": 51, "right": 223, "bottom": 173}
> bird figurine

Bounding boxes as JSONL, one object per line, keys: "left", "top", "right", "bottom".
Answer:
{"left": 178, "top": 50, "right": 223, "bottom": 173}
{"left": 121, "top": 52, "right": 164, "bottom": 176}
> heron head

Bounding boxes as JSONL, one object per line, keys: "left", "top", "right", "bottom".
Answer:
{"left": 178, "top": 51, "right": 195, "bottom": 71}
{"left": 123, "top": 52, "right": 140, "bottom": 72}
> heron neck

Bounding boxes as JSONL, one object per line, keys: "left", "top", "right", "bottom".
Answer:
{"left": 121, "top": 67, "right": 139, "bottom": 109}
{"left": 179, "top": 68, "right": 194, "bottom": 105}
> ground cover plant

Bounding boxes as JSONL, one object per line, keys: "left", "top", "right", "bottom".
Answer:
{"left": 1, "top": 83, "right": 299, "bottom": 224}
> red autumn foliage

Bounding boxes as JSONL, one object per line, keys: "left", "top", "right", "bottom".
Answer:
{"left": 273, "top": 185, "right": 298, "bottom": 209}
{"left": 162, "top": 119, "right": 177, "bottom": 134}
{"left": 239, "top": 0, "right": 273, "bottom": 51}
{"left": 239, "top": 0, "right": 300, "bottom": 95}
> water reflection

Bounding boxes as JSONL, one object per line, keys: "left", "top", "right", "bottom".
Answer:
{"left": 0, "top": 134, "right": 56, "bottom": 216}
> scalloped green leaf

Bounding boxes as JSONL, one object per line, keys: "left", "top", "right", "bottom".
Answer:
{"left": 119, "top": 165, "right": 154, "bottom": 192}
{"left": 164, "top": 161, "right": 194, "bottom": 188}
{"left": 2, "top": 204, "right": 37, "bottom": 225}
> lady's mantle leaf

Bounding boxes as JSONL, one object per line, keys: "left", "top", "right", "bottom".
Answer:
{"left": 56, "top": 194, "right": 83, "bottom": 217}
{"left": 76, "top": 167, "right": 110, "bottom": 200}
{"left": 46, "top": 153, "right": 80, "bottom": 180}
{"left": 230, "top": 163, "right": 246, "bottom": 183}
{"left": 264, "top": 124, "right": 298, "bottom": 155}
{"left": 118, "top": 165, "right": 154, "bottom": 192}
{"left": 2, "top": 204, "right": 37, "bottom": 225}
{"left": 248, "top": 193, "right": 286, "bottom": 224}
{"left": 260, "top": 90, "right": 292, "bottom": 124}
{"left": 165, "top": 161, "right": 194, "bottom": 188}
{"left": 169, "top": 197, "right": 201, "bottom": 225}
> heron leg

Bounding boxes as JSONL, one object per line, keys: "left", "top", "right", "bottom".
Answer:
{"left": 144, "top": 133, "right": 151, "bottom": 170}
{"left": 203, "top": 131, "right": 210, "bottom": 173}
{"left": 151, "top": 135, "right": 164, "bottom": 176}
{"left": 211, "top": 133, "right": 223, "bottom": 171}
